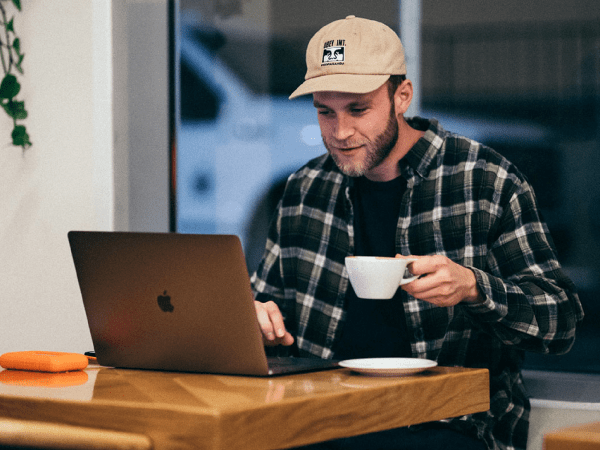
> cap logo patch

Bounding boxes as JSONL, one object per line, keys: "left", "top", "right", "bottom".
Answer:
{"left": 322, "top": 39, "right": 345, "bottom": 66}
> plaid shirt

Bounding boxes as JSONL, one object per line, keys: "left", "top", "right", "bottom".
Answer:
{"left": 251, "top": 117, "right": 583, "bottom": 450}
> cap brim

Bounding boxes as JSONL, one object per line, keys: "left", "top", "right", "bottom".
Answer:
{"left": 289, "top": 74, "right": 391, "bottom": 99}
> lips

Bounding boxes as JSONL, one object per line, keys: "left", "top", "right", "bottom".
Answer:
{"left": 324, "top": 139, "right": 367, "bottom": 160}
{"left": 332, "top": 144, "right": 363, "bottom": 153}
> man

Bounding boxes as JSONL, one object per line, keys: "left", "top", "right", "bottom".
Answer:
{"left": 251, "top": 15, "right": 583, "bottom": 450}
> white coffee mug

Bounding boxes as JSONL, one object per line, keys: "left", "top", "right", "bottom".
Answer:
{"left": 345, "top": 256, "right": 418, "bottom": 299}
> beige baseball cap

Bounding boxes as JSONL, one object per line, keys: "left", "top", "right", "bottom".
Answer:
{"left": 289, "top": 15, "right": 407, "bottom": 99}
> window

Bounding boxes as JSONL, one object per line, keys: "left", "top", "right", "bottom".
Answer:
{"left": 176, "top": 0, "right": 600, "bottom": 374}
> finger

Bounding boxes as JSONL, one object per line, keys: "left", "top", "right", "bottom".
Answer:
{"left": 402, "top": 277, "right": 463, "bottom": 307}
{"left": 279, "top": 331, "right": 295, "bottom": 346}
{"left": 255, "top": 301, "right": 294, "bottom": 346}
{"left": 395, "top": 254, "right": 418, "bottom": 260}
{"left": 407, "top": 258, "right": 433, "bottom": 277}
{"left": 264, "top": 301, "right": 288, "bottom": 339}
{"left": 255, "top": 301, "right": 277, "bottom": 342}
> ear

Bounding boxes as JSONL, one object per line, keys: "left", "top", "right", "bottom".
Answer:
{"left": 393, "top": 79, "right": 413, "bottom": 116}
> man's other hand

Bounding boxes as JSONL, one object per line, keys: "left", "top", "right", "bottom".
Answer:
{"left": 397, "top": 255, "right": 483, "bottom": 307}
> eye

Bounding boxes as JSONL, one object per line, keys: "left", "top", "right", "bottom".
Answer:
{"left": 317, "top": 109, "right": 332, "bottom": 116}
{"left": 350, "top": 107, "right": 367, "bottom": 115}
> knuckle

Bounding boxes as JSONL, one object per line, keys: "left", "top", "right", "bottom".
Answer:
{"left": 265, "top": 301, "right": 278, "bottom": 312}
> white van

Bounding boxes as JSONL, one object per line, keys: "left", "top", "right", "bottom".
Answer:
{"left": 177, "top": 22, "right": 326, "bottom": 238}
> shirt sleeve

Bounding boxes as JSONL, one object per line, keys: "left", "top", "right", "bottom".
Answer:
{"left": 464, "top": 184, "right": 584, "bottom": 355}
{"left": 250, "top": 201, "right": 286, "bottom": 306}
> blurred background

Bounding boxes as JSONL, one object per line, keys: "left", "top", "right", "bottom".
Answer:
{"left": 175, "top": 0, "right": 600, "bottom": 374}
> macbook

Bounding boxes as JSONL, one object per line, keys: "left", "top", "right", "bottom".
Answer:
{"left": 68, "top": 231, "right": 338, "bottom": 376}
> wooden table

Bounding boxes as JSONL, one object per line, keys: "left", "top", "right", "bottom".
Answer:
{"left": 544, "top": 422, "right": 600, "bottom": 450}
{"left": 0, "top": 364, "right": 489, "bottom": 450}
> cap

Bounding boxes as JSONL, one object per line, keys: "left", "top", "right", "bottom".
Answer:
{"left": 289, "top": 15, "right": 406, "bottom": 99}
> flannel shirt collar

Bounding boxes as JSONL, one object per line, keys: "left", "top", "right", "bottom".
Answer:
{"left": 401, "top": 117, "right": 445, "bottom": 182}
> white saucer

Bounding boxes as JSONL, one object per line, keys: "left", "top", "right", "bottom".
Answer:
{"left": 339, "top": 357, "right": 437, "bottom": 377}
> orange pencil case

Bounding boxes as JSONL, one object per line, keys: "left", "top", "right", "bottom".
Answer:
{"left": 0, "top": 369, "right": 89, "bottom": 387}
{"left": 0, "top": 351, "right": 88, "bottom": 373}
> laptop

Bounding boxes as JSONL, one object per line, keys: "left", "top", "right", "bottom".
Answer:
{"left": 68, "top": 231, "right": 339, "bottom": 376}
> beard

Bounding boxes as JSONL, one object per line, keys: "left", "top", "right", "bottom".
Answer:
{"left": 323, "top": 105, "right": 399, "bottom": 177}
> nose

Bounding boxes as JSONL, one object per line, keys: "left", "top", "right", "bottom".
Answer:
{"left": 332, "top": 114, "right": 355, "bottom": 141}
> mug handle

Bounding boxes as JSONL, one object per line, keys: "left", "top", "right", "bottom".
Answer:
{"left": 398, "top": 258, "right": 418, "bottom": 285}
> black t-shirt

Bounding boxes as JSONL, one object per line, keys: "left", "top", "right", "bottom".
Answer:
{"left": 333, "top": 175, "right": 412, "bottom": 360}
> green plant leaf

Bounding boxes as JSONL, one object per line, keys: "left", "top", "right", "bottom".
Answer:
{"left": 1, "top": 0, "right": 29, "bottom": 149}
{"left": 4, "top": 99, "right": 27, "bottom": 120}
{"left": 12, "top": 125, "right": 31, "bottom": 148}
{"left": 0, "top": 74, "right": 20, "bottom": 99}
{"left": 15, "top": 54, "right": 24, "bottom": 74}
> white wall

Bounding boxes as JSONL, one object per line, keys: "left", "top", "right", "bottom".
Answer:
{"left": 0, "top": 0, "right": 170, "bottom": 355}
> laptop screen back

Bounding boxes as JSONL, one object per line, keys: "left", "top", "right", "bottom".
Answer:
{"left": 68, "top": 231, "right": 271, "bottom": 375}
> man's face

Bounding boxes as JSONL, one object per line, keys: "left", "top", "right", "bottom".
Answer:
{"left": 313, "top": 83, "right": 398, "bottom": 178}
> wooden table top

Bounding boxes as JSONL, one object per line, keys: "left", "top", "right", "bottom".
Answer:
{"left": 544, "top": 422, "right": 600, "bottom": 450}
{"left": 0, "top": 364, "right": 489, "bottom": 450}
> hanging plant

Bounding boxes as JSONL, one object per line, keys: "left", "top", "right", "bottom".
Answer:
{"left": 0, "top": 0, "right": 30, "bottom": 149}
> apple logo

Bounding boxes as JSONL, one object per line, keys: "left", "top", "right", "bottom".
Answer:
{"left": 157, "top": 290, "right": 174, "bottom": 312}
